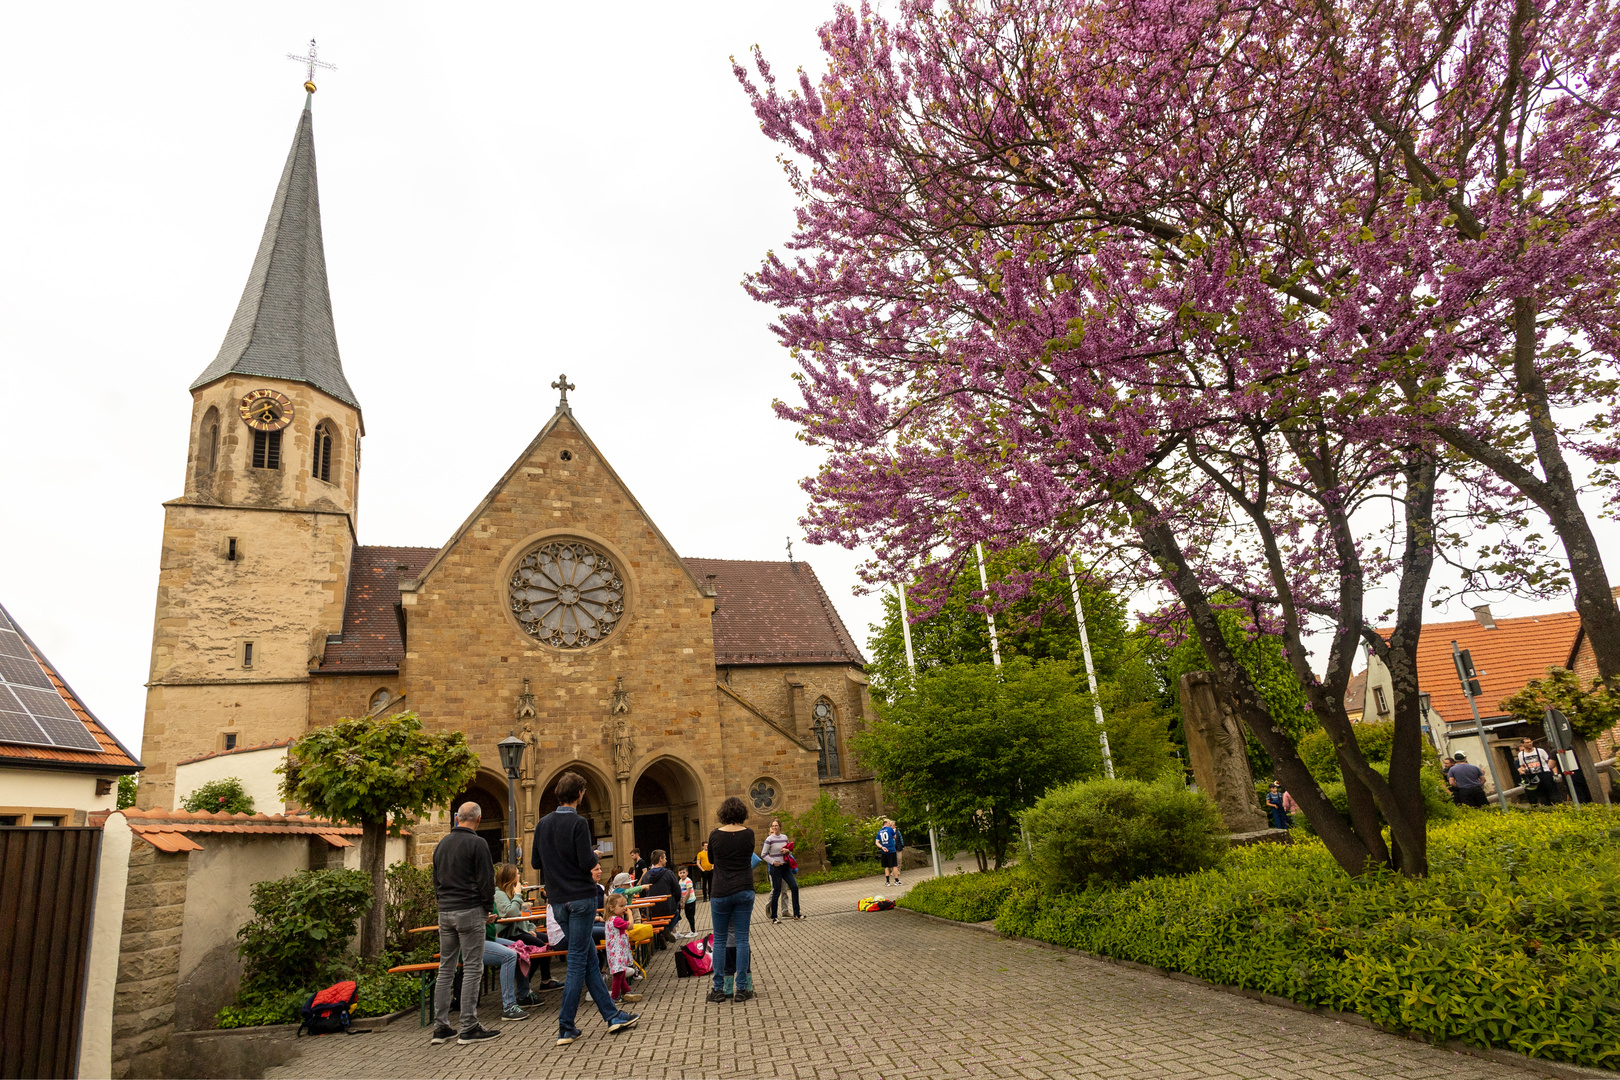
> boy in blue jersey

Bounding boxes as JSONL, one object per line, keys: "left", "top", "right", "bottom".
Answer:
{"left": 875, "top": 818, "right": 905, "bottom": 886}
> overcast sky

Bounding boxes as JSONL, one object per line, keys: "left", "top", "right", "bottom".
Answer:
{"left": 3, "top": 3, "right": 1614, "bottom": 756}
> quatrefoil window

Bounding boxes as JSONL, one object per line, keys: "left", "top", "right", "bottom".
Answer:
{"left": 750, "top": 779, "right": 778, "bottom": 811}
{"left": 509, "top": 541, "right": 624, "bottom": 649}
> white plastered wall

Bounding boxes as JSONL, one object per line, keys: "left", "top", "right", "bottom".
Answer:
{"left": 173, "top": 745, "right": 286, "bottom": 815}
{"left": 77, "top": 811, "right": 132, "bottom": 1080}
{"left": 0, "top": 766, "right": 116, "bottom": 820}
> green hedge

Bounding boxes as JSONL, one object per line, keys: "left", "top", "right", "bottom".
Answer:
{"left": 905, "top": 808, "right": 1620, "bottom": 1069}
{"left": 899, "top": 867, "right": 1026, "bottom": 922}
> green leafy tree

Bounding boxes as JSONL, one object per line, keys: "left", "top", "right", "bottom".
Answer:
{"left": 180, "top": 777, "right": 255, "bottom": 815}
{"left": 1501, "top": 667, "right": 1620, "bottom": 741}
{"left": 279, "top": 711, "right": 478, "bottom": 960}
{"left": 855, "top": 657, "right": 1104, "bottom": 869}
{"left": 116, "top": 775, "right": 138, "bottom": 810}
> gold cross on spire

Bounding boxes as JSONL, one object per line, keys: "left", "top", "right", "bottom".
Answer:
{"left": 551, "top": 374, "right": 576, "bottom": 408}
{"left": 287, "top": 38, "right": 337, "bottom": 93}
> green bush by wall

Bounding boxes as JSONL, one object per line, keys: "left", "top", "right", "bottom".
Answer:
{"left": 1022, "top": 778, "right": 1227, "bottom": 889}
{"left": 902, "top": 808, "right": 1620, "bottom": 1069}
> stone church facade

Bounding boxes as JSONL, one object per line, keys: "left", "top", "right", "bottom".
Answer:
{"left": 138, "top": 96, "right": 878, "bottom": 871}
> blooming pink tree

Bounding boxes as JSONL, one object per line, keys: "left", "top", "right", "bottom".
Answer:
{"left": 734, "top": 0, "right": 1614, "bottom": 875}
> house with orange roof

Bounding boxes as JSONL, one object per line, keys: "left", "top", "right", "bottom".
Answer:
{"left": 0, "top": 601, "right": 141, "bottom": 826}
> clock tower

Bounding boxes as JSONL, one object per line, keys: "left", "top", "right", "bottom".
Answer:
{"left": 139, "top": 93, "right": 362, "bottom": 807}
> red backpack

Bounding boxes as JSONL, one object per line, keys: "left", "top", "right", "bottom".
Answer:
{"left": 297, "top": 980, "right": 362, "bottom": 1037}
{"left": 674, "top": 933, "right": 714, "bottom": 978}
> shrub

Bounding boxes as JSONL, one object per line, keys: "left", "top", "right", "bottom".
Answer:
{"left": 180, "top": 777, "right": 255, "bottom": 815}
{"left": 116, "top": 775, "right": 138, "bottom": 810}
{"left": 984, "top": 808, "right": 1620, "bottom": 1070}
{"left": 216, "top": 959, "right": 418, "bottom": 1028}
{"left": 1296, "top": 764, "right": 1459, "bottom": 836}
{"left": 235, "top": 868, "right": 373, "bottom": 990}
{"left": 898, "top": 867, "right": 1026, "bottom": 922}
{"left": 1022, "top": 778, "right": 1226, "bottom": 889}
{"left": 384, "top": 862, "right": 436, "bottom": 962}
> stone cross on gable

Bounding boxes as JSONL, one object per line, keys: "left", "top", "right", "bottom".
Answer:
{"left": 552, "top": 374, "right": 576, "bottom": 408}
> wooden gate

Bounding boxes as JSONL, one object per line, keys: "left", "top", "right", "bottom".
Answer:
{"left": 0, "top": 826, "right": 102, "bottom": 1079}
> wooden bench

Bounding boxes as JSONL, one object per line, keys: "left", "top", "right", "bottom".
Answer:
{"left": 388, "top": 943, "right": 610, "bottom": 1027}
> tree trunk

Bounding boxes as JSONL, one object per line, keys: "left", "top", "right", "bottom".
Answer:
{"left": 360, "top": 819, "right": 387, "bottom": 960}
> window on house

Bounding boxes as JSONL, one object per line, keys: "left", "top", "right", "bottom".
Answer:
{"left": 226, "top": 537, "right": 238, "bottom": 561}
{"left": 0, "top": 815, "right": 19, "bottom": 827}
{"left": 370, "top": 688, "right": 391, "bottom": 712}
{"left": 196, "top": 407, "right": 221, "bottom": 480}
{"left": 31, "top": 817, "right": 62, "bottom": 827}
{"left": 241, "top": 641, "right": 255, "bottom": 669}
{"left": 223, "top": 732, "right": 238, "bottom": 751}
{"left": 252, "top": 429, "right": 281, "bottom": 469}
{"left": 1372, "top": 686, "right": 1390, "bottom": 716}
{"left": 814, "top": 699, "right": 840, "bottom": 779}
{"left": 312, "top": 422, "right": 335, "bottom": 483}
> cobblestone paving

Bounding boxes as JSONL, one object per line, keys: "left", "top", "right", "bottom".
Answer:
{"left": 270, "top": 863, "right": 1543, "bottom": 1079}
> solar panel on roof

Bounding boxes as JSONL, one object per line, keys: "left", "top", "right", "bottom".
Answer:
{"left": 0, "top": 614, "right": 103, "bottom": 754}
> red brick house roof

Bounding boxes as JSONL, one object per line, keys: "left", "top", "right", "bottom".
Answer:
{"left": 314, "top": 546, "right": 437, "bottom": 675}
{"left": 1411, "top": 611, "right": 1582, "bottom": 725}
{"left": 177, "top": 738, "right": 293, "bottom": 768}
{"left": 683, "top": 558, "right": 866, "bottom": 667}
{"left": 96, "top": 807, "right": 365, "bottom": 853}
{"left": 0, "top": 603, "right": 141, "bottom": 774}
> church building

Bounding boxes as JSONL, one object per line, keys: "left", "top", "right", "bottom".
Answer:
{"left": 138, "top": 94, "right": 878, "bottom": 870}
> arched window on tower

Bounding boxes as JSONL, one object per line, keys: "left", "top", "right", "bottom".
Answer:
{"left": 251, "top": 429, "right": 281, "bottom": 470}
{"left": 813, "top": 698, "right": 840, "bottom": 779}
{"left": 312, "top": 421, "right": 336, "bottom": 484}
{"left": 196, "top": 407, "right": 221, "bottom": 481}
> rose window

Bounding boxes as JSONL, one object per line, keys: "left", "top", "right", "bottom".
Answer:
{"left": 750, "top": 779, "right": 778, "bottom": 811}
{"left": 509, "top": 541, "right": 624, "bottom": 648}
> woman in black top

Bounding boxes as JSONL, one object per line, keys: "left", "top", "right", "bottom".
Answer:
{"left": 706, "top": 796, "right": 757, "bottom": 1003}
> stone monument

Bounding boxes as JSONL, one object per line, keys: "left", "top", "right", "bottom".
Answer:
{"left": 1179, "top": 672, "right": 1268, "bottom": 833}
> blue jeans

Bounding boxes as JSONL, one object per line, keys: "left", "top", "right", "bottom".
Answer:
{"left": 552, "top": 898, "right": 626, "bottom": 1037}
{"left": 709, "top": 888, "right": 754, "bottom": 991}
{"left": 483, "top": 939, "right": 527, "bottom": 1010}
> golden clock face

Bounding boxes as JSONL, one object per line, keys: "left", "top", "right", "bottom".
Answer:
{"left": 239, "top": 389, "right": 294, "bottom": 432}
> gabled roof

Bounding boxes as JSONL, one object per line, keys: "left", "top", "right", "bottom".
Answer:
{"left": 190, "top": 98, "right": 359, "bottom": 410}
{"left": 315, "top": 546, "right": 437, "bottom": 675}
{"left": 0, "top": 603, "right": 141, "bottom": 774}
{"left": 98, "top": 807, "right": 365, "bottom": 853}
{"left": 1343, "top": 670, "right": 1367, "bottom": 714}
{"left": 1411, "top": 610, "right": 1582, "bottom": 725}
{"left": 684, "top": 558, "right": 866, "bottom": 667}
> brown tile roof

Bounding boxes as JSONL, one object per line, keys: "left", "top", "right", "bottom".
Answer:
{"left": 1410, "top": 610, "right": 1582, "bottom": 725}
{"left": 683, "top": 558, "right": 866, "bottom": 667}
{"left": 96, "top": 806, "right": 368, "bottom": 852}
{"left": 1344, "top": 670, "right": 1367, "bottom": 714}
{"left": 0, "top": 602, "right": 141, "bottom": 773}
{"left": 315, "top": 546, "right": 438, "bottom": 675}
{"left": 177, "top": 738, "right": 293, "bottom": 767}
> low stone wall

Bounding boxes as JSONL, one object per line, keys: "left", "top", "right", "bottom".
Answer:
{"left": 112, "top": 844, "right": 189, "bottom": 1078}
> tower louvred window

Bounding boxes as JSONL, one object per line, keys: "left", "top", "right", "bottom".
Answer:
{"left": 252, "top": 429, "right": 281, "bottom": 470}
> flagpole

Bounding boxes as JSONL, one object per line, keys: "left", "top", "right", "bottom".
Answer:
{"left": 897, "top": 582, "right": 943, "bottom": 880}
{"left": 975, "top": 544, "right": 1030, "bottom": 858}
{"left": 1066, "top": 554, "right": 1115, "bottom": 779}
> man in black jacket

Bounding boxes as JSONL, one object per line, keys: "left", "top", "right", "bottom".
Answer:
{"left": 532, "top": 771, "right": 638, "bottom": 1047}
{"left": 430, "top": 802, "right": 500, "bottom": 1045}
{"left": 638, "top": 850, "right": 681, "bottom": 944}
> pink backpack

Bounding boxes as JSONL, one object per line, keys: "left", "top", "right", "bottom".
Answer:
{"left": 674, "top": 933, "right": 714, "bottom": 977}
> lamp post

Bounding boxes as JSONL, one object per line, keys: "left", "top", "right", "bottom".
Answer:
{"left": 497, "top": 731, "right": 527, "bottom": 867}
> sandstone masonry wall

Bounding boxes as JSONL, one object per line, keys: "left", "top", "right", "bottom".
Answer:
{"left": 111, "top": 843, "right": 188, "bottom": 1079}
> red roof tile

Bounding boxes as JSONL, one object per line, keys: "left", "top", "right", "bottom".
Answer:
{"left": 315, "top": 546, "right": 437, "bottom": 675}
{"left": 177, "top": 738, "right": 293, "bottom": 767}
{"left": 1409, "top": 611, "right": 1582, "bottom": 725}
{"left": 1344, "top": 670, "right": 1367, "bottom": 713}
{"left": 684, "top": 558, "right": 866, "bottom": 667}
{"left": 96, "top": 806, "right": 377, "bottom": 850}
{"left": 0, "top": 602, "right": 142, "bottom": 772}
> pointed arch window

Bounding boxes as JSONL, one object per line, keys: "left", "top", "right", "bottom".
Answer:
{"left": 312, "top": 421, "right": 335, "bottom": 484}
{"left": 814, "top": 698, "right": 840, "bottom": 779}
{"left": 197, "top": 407, "right": 221, "bottom": 480}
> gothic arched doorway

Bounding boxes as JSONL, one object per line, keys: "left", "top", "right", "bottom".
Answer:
{"left": 630, "top": 756, "right": 705, "bottom": 869}
{"left": 449, "top": 768, "right": 509, "bottom": 866}
{"left": 535, "top": 761, "right": 616, "bottom": 862}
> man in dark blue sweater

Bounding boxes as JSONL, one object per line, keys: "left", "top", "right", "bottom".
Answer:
{"left": 531, "top": 771, "right": 638, "bottom": 1046}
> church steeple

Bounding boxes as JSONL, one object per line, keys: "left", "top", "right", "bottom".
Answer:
{"left": 190, "top": 98, "right": 359, "bottom": 410}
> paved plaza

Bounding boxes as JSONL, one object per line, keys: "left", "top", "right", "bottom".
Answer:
{"left": 270, "top": 864, "right": 1549, "bottom": 1079}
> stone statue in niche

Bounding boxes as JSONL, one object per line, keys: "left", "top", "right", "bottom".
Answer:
{"left": 1179, "top": 671, "right": 1268, "bottom": 833}
{"left": 516, "top": 678, "right": 538, "bottom": 721}
{"left": 610, "top": 718, "right": 635, "bottom": 779}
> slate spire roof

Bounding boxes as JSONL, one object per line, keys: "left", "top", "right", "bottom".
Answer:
{"left": 190, "top": 97, "right": 359, "bottom": 409}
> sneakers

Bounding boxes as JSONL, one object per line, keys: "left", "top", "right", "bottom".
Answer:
{"left": 430, "top": 1022, "right": 456, "bottom": 1045}
{"left": 457, "top": 1024, "right": 501, "bottom": 1045}
{"left": 706, "top": 989, "right": 731, "bottom": 1003}
{"left": 556, "top": 1029, "right": 581, "bottom": 1047}
{"left": 536, "top": 979, "right": 563, "bottom": 991}
{"left": 501, "top": 1005, "right": 530, "bottom": 1022}
{"left": 608, "top": 1013, "right": 640, "bottom": 1034}
{"left": 734, "top": 973, "right": 756, "bottom": 1003}
{"left": 618, "top": 992, "right": 643, "bottom": 1003}
{"left": 734, "top": 986, "right": 756, "bottom": 1003}
{"left": 793, "top": 914, "right": 806, "bottom": 920}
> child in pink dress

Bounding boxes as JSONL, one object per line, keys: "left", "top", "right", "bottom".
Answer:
{"left": 604, "top": 893, "right": 640, "bottom": 1003}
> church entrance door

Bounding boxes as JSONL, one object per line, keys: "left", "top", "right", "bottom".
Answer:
{"left": 450, "top": 770, "right": 509, "bottom": 866}
{"left": 633, "top": 813, "right": 671, "bottom": 866}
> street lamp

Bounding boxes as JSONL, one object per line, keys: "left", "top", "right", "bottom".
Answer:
{"left": 497, "top": 731, "right": 527, "bottom": 867}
